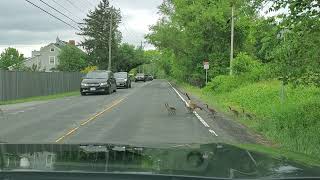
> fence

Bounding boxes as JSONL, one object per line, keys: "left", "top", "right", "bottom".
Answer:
{"left": 0, "top": 70, "right": 82, "bottom": 101}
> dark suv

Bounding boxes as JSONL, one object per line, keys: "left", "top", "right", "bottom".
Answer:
{"left": 80, "top": 70, "right": 117, "bottom": 96}
{"left": 135, "top": 73, "right": 146, "bottom": 82}
{"left": 114, "top": 72, "right": 131, "bottom": 88}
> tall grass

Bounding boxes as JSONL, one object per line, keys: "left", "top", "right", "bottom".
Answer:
{"left": 182, "top": 80, "right": 320, "bottom": 158}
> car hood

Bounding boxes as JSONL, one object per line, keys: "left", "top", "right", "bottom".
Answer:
{"left": 82, "top": 79, "right": 108, "bottom": 83}
{"left": 0, "top": 143, "right": 319, "bottom": 179}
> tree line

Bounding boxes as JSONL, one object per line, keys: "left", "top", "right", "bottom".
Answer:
{"left": 146, "top": 0, "right": 320, "bottom": 87}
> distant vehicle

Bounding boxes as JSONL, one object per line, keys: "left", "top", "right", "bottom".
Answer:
{"left": 135, "top": 73, "right": 146, "bottom": 82}
{"left": 114, "top": 72, "right": 131, "bottom": 88}
{"left": 145, "top": 74, "right": 154, "bottom": 81}
{"left": 80, "top": 70, "right": 117, "bottom": 96}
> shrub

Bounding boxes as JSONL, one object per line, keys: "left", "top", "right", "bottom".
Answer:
{"left": 204, "top": 75, "right": 249, "bottom": 93}
{"left": 232, "top": 52, "right": 267, "bottom": 81}
{"left": 81, "top": 66, "right": 98, "bottom": 74}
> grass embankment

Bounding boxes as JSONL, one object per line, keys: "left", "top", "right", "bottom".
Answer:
{"left": 0, "top": 91, "right": 80, "bottom": 105}
{"left": 176, "top": 80, "right": 320, "bottom": 165}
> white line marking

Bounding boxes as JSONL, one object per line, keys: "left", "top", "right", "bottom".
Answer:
{"left": 209, "top": 129, "right": 218, "bottom": 136}
{"left": 168, "top": 82, "right": 218, "bottom": 136}
{"left": 168, "top": 82, "right": 187, "bottom": 104}
{"left": 194, "top": 111, "right": 210, "bottom": 127}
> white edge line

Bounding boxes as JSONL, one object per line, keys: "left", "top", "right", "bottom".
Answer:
{"left": 168, "top": 82, "right": 217, "bottom": 135}
{"left": 194, "top": 111, "right": 210, "bottom": 127}
{"left": 209, "top": 129, "right": 218, "bottom": 137}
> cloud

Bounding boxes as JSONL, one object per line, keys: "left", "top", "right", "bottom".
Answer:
{"left": 0, "top": 0, "right": 162, "bottom": 56}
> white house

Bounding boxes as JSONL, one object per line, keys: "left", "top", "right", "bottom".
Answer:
{"left": 23, "top": 37, "right": 76, "bottom": 72}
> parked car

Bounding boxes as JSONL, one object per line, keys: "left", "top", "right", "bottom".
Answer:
{"left": 145, "top": 74, "right": 154, "bottom": 81}
{"left": 114, "top": 72, "right": 131, "bottom": 88}
{"left": 80, "top": 70, "right": 117, "bottom": 96}
{"left": 135, "top": 73, "right": 146, "bottom": 82}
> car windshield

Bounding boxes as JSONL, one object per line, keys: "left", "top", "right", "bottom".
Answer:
{"left": 85, "top": 72, "right": 108, "bottom": 79}
{"left": 1, "top": 0, "right": 320, "bottom": 179}
{"left": 114, "top": 73, "right": 127, "bottom": 78}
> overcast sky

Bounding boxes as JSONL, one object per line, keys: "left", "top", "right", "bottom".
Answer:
{"left": 0, "top": 0, "right": 162, "bottom": 57}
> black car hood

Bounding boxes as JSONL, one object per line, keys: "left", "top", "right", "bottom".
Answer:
{"left": 0, "top": 143, "right": 319, "bottom": 179}
{"left": 82, "top": 78, "right": 107, "bottom": 83}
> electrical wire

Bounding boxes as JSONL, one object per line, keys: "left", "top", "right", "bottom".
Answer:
{"left": 25, "top": 0, "right": 80, "bottom": 31}
{"left": 65, "top": 0, "right": 86, "bottom": 14}
{"left": 37, "top": 0, "right": 82, "bottom": 27}
{"left": 49, "top": 0, "right": 83, "bottom": 22}
{"left": 84, "top": 0, "right": 95, "bottom": 7}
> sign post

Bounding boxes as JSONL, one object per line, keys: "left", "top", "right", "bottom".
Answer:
{"left": 203, "top": 61, "right": 209, "bottom": 85}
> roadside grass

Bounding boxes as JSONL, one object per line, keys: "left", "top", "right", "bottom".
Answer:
{"left": 0, "top": 91, "right": 80, "bottom": 105}
{"left": 176, "top": 80, "right": 320, "bottom": 164}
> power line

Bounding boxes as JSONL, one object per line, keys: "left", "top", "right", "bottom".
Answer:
{"left": 83, "top": 0, "right": 95, "bottom": 7}
{"left": 37, "top": 0, "right": 82, "bottom": 27}
{"left": 65, "top": 0, "right": 86, "bottom": 14}
{"left": 25, "top": 0, "right": 80, "bottom": 31}
{"left": 49, "top": 0, "right": 83, "bottom": 22}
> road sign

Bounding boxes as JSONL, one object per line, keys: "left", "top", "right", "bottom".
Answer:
{"left": 203, "top": 61, "right": 209, "bottom": 70}
{"left": 203, "top": 61, "right": 209, "bottom": 84}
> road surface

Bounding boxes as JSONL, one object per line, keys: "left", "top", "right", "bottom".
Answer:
{"left": 0, "top": 80, "right": 259, "bottom": 146}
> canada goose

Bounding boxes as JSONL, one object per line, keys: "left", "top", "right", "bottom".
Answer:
{"left": 165, "top": 103, "right": 176, "bottom": 115}
{"left": 185, "top": 93, "right": 203, "bottom": 112}
{"left": 228, "top": 106, "right": 239, "bottom": 117}
{"left": 205, "top": 104, "right": 216, "bottom": 117}
{"left": 242, "top": 108, "right": 253, "bottom": 119}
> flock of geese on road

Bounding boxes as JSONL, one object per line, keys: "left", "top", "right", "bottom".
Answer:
{"left": 165, "top": 93, "right": 254, "bottom": 120}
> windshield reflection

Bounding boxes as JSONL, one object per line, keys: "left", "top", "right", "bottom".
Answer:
{"left": 1, "top": 143, "right": 319, "bottom": 178}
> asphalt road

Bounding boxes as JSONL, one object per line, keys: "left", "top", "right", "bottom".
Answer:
{"left": 0, "top": 80, "right": 259, "bottom": 146}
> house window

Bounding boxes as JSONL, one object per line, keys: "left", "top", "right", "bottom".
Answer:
{"left": 50, "top": 48, "right": 55, "bottom": 52}
{"left": 49, "top": 56, "right": 55, "bottom": 65}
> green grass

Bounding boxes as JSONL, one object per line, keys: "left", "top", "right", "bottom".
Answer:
{"left": 178, "top": 80, "right": 320, "bottom": 163}
{"left": 0, "top": 91, "right": 80, "bottom": 105}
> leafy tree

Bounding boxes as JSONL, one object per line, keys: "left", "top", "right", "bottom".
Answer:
{"left": 57, "top": 45, "right": 88, "bottom": 72}
{"left": 78, "top": 0, "right": 121, "bottom": 70}
{"left": 113, "top": 43, "right": 145, "bottom": 72}
{"left": 261, "top": 0, "right": 320, "bottom": 86}
{"left": 147, "top": 0, "right": 261, "bottom": 85}
{"left": 0, "top": 47, "right": 25, "bottom": 70}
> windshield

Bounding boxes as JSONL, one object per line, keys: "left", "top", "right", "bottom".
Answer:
{"left": 114, "top": 72, "right": 127, "bottom": 78}
{"left": 85, "top": 72, "right": 108, "bottom": 79}
{"left": 1, "top": 0, "right": 320, "bottom": 179}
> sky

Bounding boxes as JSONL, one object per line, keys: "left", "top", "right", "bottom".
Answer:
{"left": 0, "top": 0, "right": 163, "bottom": 57}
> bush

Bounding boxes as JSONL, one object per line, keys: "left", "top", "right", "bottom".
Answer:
{"left": 204, "top": 75, "right": 249, "bottom": 93}
{"left": 232, "top": 52, "right": 267, "bottom": 81}
{"left": 81, "top": 66, "right": 98, "bottom": 74}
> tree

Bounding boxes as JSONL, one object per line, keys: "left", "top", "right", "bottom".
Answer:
{"left": 0, "top": 47, "right": 25, "bottom": 70}
{"left": 113, "top": 43, "right": 145, "bottom": 72}
{"left": 146, "top": 0, "right": 261, "bottom": 85}
{"left": 261, "top": 0, "right": 320, "bottom": 86}
{"left": 57, "top": 45, "right": 88, "bottom": 72}
{"left": 78, "top": 0, "right": 122, "bottom": 70}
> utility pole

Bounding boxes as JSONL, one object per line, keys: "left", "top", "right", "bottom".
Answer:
{"left": 229, "top": 3, "right": 234, "bottom": 75}
{"left": 108, "top": 7, "right": 113, "bottom": 71}
{"left": 140, "top": 41, "right": 143, "bottom": 73}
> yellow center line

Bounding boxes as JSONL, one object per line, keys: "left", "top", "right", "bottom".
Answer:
{"left": 55, "top": 97, "right": 125, "bottom": 143}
